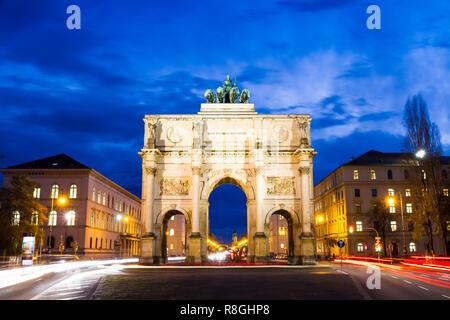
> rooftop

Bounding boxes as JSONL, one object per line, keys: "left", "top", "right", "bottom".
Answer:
{"left": 6, "top": 154, "right": 90, "bottom": 170}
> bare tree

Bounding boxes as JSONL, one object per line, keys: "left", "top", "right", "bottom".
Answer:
{"left": 403, "top": 94, "right": 444, "bottom": 256}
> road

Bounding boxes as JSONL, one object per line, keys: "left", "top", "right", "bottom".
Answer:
{"left": 0, "top": 260, "right": 448, "bottom": 300}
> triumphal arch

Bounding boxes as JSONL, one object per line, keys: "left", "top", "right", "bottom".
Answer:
{"left": 139, "top": 75, "right": 316, "bottom": 264}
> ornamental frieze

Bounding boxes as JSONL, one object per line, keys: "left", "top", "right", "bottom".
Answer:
{"left": 160, "top": 177, "right": 192, "bottom": 196}
{"left": 266, "top": 177, "right": 295, "bottom": 195}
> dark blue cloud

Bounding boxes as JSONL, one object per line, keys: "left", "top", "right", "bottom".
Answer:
{"left": 0, "top": 0, "right": 449, "bottom": 241}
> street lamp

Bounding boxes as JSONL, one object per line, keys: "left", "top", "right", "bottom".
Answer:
{"left": 48, "top": 196, "right": 68, "bottom": 253}
{"left": 387, "top": 192, "right": 407, "bottom": 257}
{"left": 415, "top": 149, "right": 426, "bottom": 159}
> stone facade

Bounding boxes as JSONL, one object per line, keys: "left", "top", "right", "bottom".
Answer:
{"left": 314, "top": 150, "right": 450, "bottom": 258}
{"left": 1, "top": 154, "right": 142, "bottom": 258}
{"left": 139, "top": 101, "right": 316, "bottom": 265}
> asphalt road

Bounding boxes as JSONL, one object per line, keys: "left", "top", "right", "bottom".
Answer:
{"left": 0, "top": 262, "right": 449, "bottom": 300}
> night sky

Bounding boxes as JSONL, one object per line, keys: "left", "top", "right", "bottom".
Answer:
{"left": 1, "top": 1, "right": 449, "bottom": 241}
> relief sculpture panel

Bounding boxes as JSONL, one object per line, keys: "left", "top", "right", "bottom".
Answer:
{"left": 266, "top": 177, "right": 295, "bottom": 195}
{"left": 160, "top": 177, "right": 192, "bottom": 196}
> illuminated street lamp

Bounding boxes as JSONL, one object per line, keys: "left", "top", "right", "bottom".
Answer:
{"left": 48, "top": 196, "right": 68, "bottom": 253}
{"left": 415, "top": 149, "right": 426, "bottom": 159}
{"left": 387, "top": 192, "right": 407, "bottom": 257}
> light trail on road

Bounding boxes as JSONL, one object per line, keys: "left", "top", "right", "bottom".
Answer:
{"left": 334, "top": 257, "right": 450, "bottom": 289}
{"left": 0, "top": 258, "right": 138, "bottom": 290}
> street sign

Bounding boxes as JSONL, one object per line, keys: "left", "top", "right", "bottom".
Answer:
{"left": 337, "top": 240, "right": 345, "bottom": 248}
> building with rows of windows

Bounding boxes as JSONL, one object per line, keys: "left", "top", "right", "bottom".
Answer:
{"left": 1, "top": 154, "right": 142, "bottom": 257}
{"left": 314, "top": 150, "right": 450, "bottom": 259}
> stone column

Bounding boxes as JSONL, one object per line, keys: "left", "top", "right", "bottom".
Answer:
{"left": 192, "top": 167, "right": 200, "bottom": 233}
{"left": 253, "top": 167, "right": 268, "bottom": 262}
{"left": 188, "top": 166, "right": 203, "bottom": 263}
{"left": 140, "top": 166, "right": 158, "bottom": 264}
{"left": 299, "top": 166, "right": 316, "bottom": 265}
{"left": 144, "top": 167, "right": 156, "bottom": 235}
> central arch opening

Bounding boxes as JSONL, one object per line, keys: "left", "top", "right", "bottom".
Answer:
{"left": 208, "top": 178, "right": 247, "bottom": 262}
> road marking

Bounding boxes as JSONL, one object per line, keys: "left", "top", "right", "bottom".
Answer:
{"left": 403, "top": 280, "right": 412, "bottom": 284}
{"left": 418, "top": 286, "right": 429, "bottom": 291}
{"left": 391, "top": 275, "right": 398, "bottom": 279}
{"left": 336, "top": 270, "right": 348, "bottom": 275}
{"left": 442, "top": 295, "right": 450, "bottom": 299}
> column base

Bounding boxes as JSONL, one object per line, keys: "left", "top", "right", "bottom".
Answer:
{"left": 187, "top": 232, "right": 205, "bottom": 263}
{"left": 253, "top": 232, "right": 269, "bottom": 262}
{"left": 299, "top": 232, "right": 316, "bottom": 265}
{"left": 139, "top": 233, "right": 159, "bottom": 265}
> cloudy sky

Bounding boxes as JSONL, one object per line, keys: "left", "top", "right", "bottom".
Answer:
{"left": 1, "top": 0, "right": 449, "bottom": 241}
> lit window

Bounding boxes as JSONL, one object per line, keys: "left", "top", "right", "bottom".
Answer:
{"left": 170, "top": 243, "right": 174, "bottom": 250}
{"left": 389, "top": 203, "right": 396, "bottom": 213}
{"left": 443, "top": 189, "right": 449, "bottom": 197}
{"left": 280, "top": 215, "right": 284, "bottom": 220}
{"left": 353, "top": 170, "right": 359, "bottom": 180}
{"left": 169, "top": 228, "right": 174, "bottom": 236}
{"left": 406, "top": 203, "right": 412, "bottom": 213}
{"left": 12, "top": 211, "right": 20, "bottom": 226}
{"left": 390, "top": 221, "right": 397, "bottom": 232}
{"left": 278, "top": 227, "right": 286, "bottom": 235}
{"left": 91, "top": 209, "right": 95, "bottom": 227}
{"left": 66, "top": 210, "right": 76, "bottom": 226}
{"left": 355, "top": 203, "right": 361, "bottom": 214}
{"left": 92, "top": 187, "right": 96, "bottom": 201}
{"left": 69, "top": 184, "right": 77, "bottom": 199}
{"left": 357, "top": 243, "right": 364, "bottom": 252}
{"left": 405, "top": 188, "right": 411, "bottom": 197}
{"left": 370, "top": 170, "right": 376, "bottom": 180}
{"left": 51, "top": 184, "right": 59, "bottom": 199}
{"left": 49, "top": 211, "right": 57, "bottom": 226}
{"left": 97, "top": 191, "right": 102, "bottom": 204}
{"left": 388, "top": 188, "right": 395, "bottom": 196}
{"left": 31, "top": 212, "right": 39, "bottom": 225}
{"left": 356, "top": 221, "right": 363, "bottom": 232}
{"left": 103, "top": 192, "right": 106, "bottom": 205}
{"left": 119, "top": 201, "right": 123, "bottom": 212}
{"left": 33, "top": 187, "right": 41, "bottom": 199}
{"left": 280, "top": 243, "right": 285, "bottom": 249}
{"left": 170, "top": 215, "right": 175, "bottom": 220}
{"left": 409, "top": 242, "right": 416, "bottom": 253}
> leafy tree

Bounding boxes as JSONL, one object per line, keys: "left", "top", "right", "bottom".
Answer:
{"left": 403, "top": 94, "right": 444, "bottom": 256}
{"left": 0, "top": 176, "right": 47, "bottom": 255}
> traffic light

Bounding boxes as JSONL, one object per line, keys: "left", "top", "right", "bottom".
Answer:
{"left": 375, "top": 241, "right": 382, "bottom": 252}
{"left": 375, "top": 236, "right": 381, "bottom": 243}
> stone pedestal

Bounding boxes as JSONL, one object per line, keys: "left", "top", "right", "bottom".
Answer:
{"left": 187, "top": 232, "right": 204, "bottom": 263}
{"left": 253, "top": 232, "right": 269, "bottom": 263}
{"left": 299, "top": 232, "right": 316, "bottom": 265}
{"left": 139, "top": 233, "right": 159, "bottom": 265}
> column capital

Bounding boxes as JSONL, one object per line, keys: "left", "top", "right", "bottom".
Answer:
{"left": 145, "top": 167, "right": 157, "bottom": 175}
{"left": 298, "top": 166, "right": 311, "bottom": 175}
{"left": 192, "top": 167, "right": 201, "bottom": 175}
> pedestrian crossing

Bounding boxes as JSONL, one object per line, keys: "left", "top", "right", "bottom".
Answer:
{"left": 31, "top": 265, "right": 123, "bottom": 300}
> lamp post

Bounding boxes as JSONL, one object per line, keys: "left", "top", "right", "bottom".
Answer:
{"left": 48, "top": 195, "right": 67, "bottom": 253}
{"left": 388, "top": 193, "right": 407, "bottom": 257}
